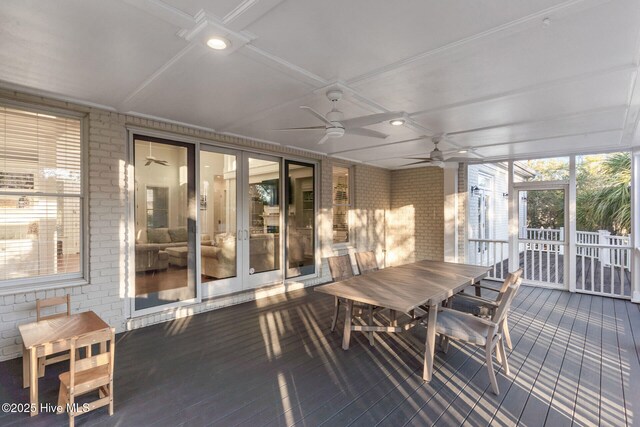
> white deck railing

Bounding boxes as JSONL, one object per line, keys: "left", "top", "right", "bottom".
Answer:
{"left": 467, "top": 239, "right": 509, "bottom": 281}
{"left": 469, "top": 228, "right": 631, "bottom": 297}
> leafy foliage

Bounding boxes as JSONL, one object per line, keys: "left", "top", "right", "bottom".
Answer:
{"left": 522, "top": 153, "right": 630, "bottom": 235}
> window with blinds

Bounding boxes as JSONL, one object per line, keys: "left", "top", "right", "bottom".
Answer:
{"left": 0, "top": 106, "right": 83, "bottom": 283}
{"left": 332, "top": 166, "right": 351, "bottom": 244}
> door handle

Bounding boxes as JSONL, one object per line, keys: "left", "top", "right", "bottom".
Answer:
{"left": 245, "top": 229, "right": 249, "bottom": 240}
{"left": 237, "top": 229, "right": 242, "bottom": 241}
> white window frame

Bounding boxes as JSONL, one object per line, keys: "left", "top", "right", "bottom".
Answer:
{"left": 332, "top": 165, "right": 353, "bottom": 247}
{"left": 0, "top": 100, "right": 87, "bottom": 294}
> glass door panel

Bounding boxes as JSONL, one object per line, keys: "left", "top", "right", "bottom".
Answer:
{"left": 199, "top": 149, "right": 241, "bottom": 298}
{"left": 245, "top": 155, "right": 282, "bottom": 288}
{"left": 517, "top": 186, "right": 567, "bottom": 287}
{"left": 285, "top": 161, "right": 315, "bottom": 278}
{"left": 133, "top": 137, "right": 197, "bottom": 310}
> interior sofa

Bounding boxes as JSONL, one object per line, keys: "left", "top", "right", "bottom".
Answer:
{"left": 135, "top": 227, "right": 210, "bottom": 272}
{"left": 201, "top": 232, "right": 282, "bottom": 278}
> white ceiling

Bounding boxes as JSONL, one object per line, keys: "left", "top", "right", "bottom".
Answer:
{"left": 1, "top": 0, "right": 640, "bottom": 168}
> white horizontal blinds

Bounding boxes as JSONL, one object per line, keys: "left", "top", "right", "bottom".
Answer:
{"left": 332, "top": 167, "right": 350, "bottom": 243}
{"left": 0, "top": 106, "right": 82, "bottom": 282}
{"left": 0, "top": 108, "right": 81, "bottom": 194}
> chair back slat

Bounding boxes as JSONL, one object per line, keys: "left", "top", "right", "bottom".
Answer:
{"left": 75, "top": 352, "right": 111, "bottom": 372}
{"left": 496, "top": 268, "right": 523, "bottom": 302}
{"left": 74, "top": 328, "right": 112, "bottom": 349}
{"left": 355, "top": 251, "right": 379, "bottom": 275}
{"left": 69, "top": 327, "right": 114, "bottom": 389}
{"left": 492, "top": 278, "right": 522, "bottom": 325}
{"left": 327, "top": 255, "right": 354, "bottom": 282}
{"left": 36, "top": 294, "right": 71, "bottom": 321}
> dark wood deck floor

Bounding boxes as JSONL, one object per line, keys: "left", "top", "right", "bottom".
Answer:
{"left": 1, "top": 285, "right": 639, "bottom": 426}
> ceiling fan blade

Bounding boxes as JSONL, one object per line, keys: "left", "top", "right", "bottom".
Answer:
{"left": 346, "top": 128, "right": 388, "bottom": 139}
{"left": 300, "top": 106, "right": 333, "bottom": 126}
{"left": 145, "top": 160, "right": 152, "bottom": 166}
{"left": 317, "top": 134, "right": 330, "bottom": 145}
{"left": 403, "top": 160, "right": 433, "bottom": 166}
{"left": 443, "top": 157, "right": 473, "bottom": 162}
{"left": 342, "top": 112, "right": 402, "bottom": 129}
{"left": 403, "top": 157, "right": 432, "bottom": 162}
{"left": 274, "top": 126, "right": 326, "bottom": 131}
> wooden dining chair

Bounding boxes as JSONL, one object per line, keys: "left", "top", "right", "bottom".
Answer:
{"left": 355, "top": 251, "right": 379, "bottom": 274}
{"left": 327, "top": 255, "right": 375, "bottom": 345}
{"left": 450, "top": 268, "right": 523, "bottom": 349}
{"left": 57, "top": 327, "right": 115, "bottom": 427}
{"left": 35, "top": 295, "right": 72, "bottom": 377}
{"left": 433, "top": 278, "right": 521, "bottom": 395}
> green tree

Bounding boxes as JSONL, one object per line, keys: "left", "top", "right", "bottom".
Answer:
{"left": 523, "top": 153, "right": 630, "bottom": 235}
{"left": 579, "top": 153, "right": 631, "bottom": 234}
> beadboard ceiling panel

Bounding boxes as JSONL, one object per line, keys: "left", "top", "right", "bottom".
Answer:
{"left": 0, "top": 0, "right": 639, "bottom": 167}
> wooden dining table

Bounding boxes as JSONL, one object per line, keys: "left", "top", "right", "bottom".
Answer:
{"left": 315, "top": 259, "right": 489, "bottom": 382}
{"left": 18, "top": 310, "right": 109, "bottom": 416}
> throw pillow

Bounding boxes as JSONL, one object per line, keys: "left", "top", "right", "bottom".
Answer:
{"left": 147, "top": 228, "right": 171, "bottom": 244}
{"left": 168, "top": 227, "right": 188, "bottom": 243}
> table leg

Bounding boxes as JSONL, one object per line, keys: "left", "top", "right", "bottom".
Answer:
{"left": 342, "top": 300, "right": 353, "bottom": 350}
{"left": 29, "top": 348, "right": 38, "bottom": 416}
{"left": 22, "top": 346, "right": 29, "bottom": 389}
{"left": 423, "top": 303, "right": 438, "bottom": 382}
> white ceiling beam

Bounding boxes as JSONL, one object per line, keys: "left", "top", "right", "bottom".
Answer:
{"left": 445, "top": 105, "right": 628, "bottom": 136}
{"left": 223, "top": 0, "right": 285, "bottom": 30}
{"left": 119, "top": 44, "right": 195, "bottom": 111}
{"left": 346, "top": 0, "right": 609, "bottom": 87}
{"left": 408, "top": 63, "right": 636, "bottom": 119}
{"left": 120, "top": 0, "right": 195, "bottom": 28}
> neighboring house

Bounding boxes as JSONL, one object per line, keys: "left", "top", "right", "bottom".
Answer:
{"left": 467, "top": 162, "right": 534, "bottom": 265}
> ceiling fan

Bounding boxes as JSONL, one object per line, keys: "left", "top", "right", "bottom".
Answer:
{"left": 276, "top": 89, "right": 403, "bottom": 144}
{"left": 403, "top": 135, "right": 475, "bottom": 167}
{"left": 144, "top": 143, "right": 169, "bottom": 166}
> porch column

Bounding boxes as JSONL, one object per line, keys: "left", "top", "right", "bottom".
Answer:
{"left": 569, "top": 156, "right": 577, "bottom": 293}
{"left": 443, "top": 165, "right": 458, "bottom": 263}
{"left": 632, "top": 149, "right": 640, "bottom": 303}
{"left": 508, "top": 162, "right": 519, "bottom": 272}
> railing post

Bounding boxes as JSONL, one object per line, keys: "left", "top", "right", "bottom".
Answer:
{"left": 599, "top": 230, "right": 611, "bottom": 266}
{"left": 559, "top": 226, "right": 565, "bottom": 255}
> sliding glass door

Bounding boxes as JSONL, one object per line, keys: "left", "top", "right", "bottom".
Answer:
{"left": 199, "top": 147, "right": 241, "bottom": 298}
{"left": 244, "top": 154, "right": 283, "bottom": 288}
{"left": 133, "top": 135, "right": 317, "bottom": 313}
{"left": 285, "top": 161, "right": 315, "bottom": 278}
{"left": 133, "top": 136, "right": 197, "bottom": 310}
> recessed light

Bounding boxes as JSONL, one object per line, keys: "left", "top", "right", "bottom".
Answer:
{"left": 207, "top": 37, "right": 230, "bottom": 50}
{"left": 389, "top": 119, "right": 405, "bottom": 126}
{"left": 458, "top": 149, "right": 468, "bottom": 154}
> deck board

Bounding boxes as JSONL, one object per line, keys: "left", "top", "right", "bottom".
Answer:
{"left": 0, "top": 285, "right": 638, "bottom": 427}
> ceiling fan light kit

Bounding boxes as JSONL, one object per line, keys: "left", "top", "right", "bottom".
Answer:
{"left": 276, "top": 89, "right": 402, "bottom": 144}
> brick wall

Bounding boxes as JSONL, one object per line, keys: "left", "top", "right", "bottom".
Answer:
{"left": 0, "top": 88, "right": 446, "bottom": 360}
{"left": 388, "top": 167, "right": 444, "bottom": 265}
{"left": 353, "top": 165, "right": 391, "bottom": 268}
